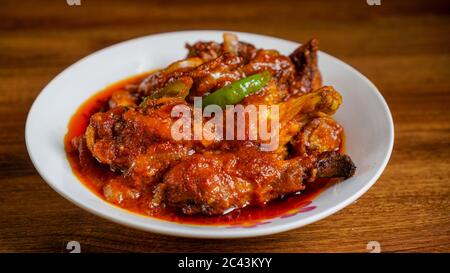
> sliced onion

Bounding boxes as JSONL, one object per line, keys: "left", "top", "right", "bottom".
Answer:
{"left": 223, "top": 33, "right": 239, "bottom": 55}
{"left": 165, "top": 57, "right": 203, "bottom": 74}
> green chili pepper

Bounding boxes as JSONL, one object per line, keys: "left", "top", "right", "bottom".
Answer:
{"left": 202, "top": 71, "right": 272, "bottom": 109}
{"left": 140, "top": 79, "right": 190, "bottom": 107}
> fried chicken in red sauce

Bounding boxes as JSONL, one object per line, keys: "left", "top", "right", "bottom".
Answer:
{"left": 70, "top": 33, "right": 355, "bottom": 217}
{"left": 161, "top": 148, "right": 353, "bottom": 215}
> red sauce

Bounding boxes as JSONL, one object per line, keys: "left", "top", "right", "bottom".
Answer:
{"left": 64, "top": 72, "right": 338, "bottom": 226}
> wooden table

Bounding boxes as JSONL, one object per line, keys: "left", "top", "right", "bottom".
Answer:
{"left": 1, "top": 0, "right": 449, "bottom": 253}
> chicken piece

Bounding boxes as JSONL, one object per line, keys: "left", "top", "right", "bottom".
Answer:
{"left": 124, "top": 141, "right": 193, "bottom": 188}
{"left": 279, "top": 86, "right": 342, "bottom": 123}
{"left": 241, "top": 78, "right": 288, "bottom": 106}
{"left": 242, "top": 49, "right": 295, "bottom": 88}
{"left": 291, "top": 116, "right": 344, "bottom": 157}
{"left": 186, "top": 41, "right": 222, "bottom": 62}
{"left": 160, "top": 152, "right": 253, "bottom": 215}
{"left": 161, "top": 148, "right": 296, "bottom": 215}
{"left": 289, "top": 39, "right": 322, "bottom": 95}
{"left": 83, "top": 98, "right": 197, "bottom": 189}
{"left": 108, "top": 89, "right": 138, "bottom": 108}
{"left": 186, "top": 33, "right": 256, "bottom": 63}
{"left": 316, "top": 151, "right": 355, "bottom": 178}
{"left": 84, "top": 97, "right": 191, "bottom": 172}
{"left": 162, "top": 149, "right": 355, "bottom": 215}
{"left": 271, "top": 86, "right": 342, "bottom": 153}
{"left": 235, "top": 41, "right": 257, "bottom": 63}
{"left": 274, "top": 115, "right": 310, "bottom": 157}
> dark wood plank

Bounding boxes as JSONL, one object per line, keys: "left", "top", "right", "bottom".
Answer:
{"left": 0, "top": 0, "right": 449, "bottom": 252}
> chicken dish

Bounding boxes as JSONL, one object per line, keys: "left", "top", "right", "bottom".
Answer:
{"left": 65, "top": 33, "right": 355, "bottom": 224}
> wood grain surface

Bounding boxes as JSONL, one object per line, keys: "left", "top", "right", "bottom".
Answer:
{"left": 0, "top": 0, "right": 449, "bottom": 253}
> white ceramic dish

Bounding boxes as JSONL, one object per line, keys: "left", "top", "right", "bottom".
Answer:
{"left": 25, "top": 30, "right": 394, "bottom": 238}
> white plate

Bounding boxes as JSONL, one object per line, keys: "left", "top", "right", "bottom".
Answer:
{"left": 25, "top": 30, "right": 394, "bottom": 238}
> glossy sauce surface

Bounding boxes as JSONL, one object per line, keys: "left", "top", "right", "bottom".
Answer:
{"left": 64, "top": 72, "right": 338, "bottom": 226}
